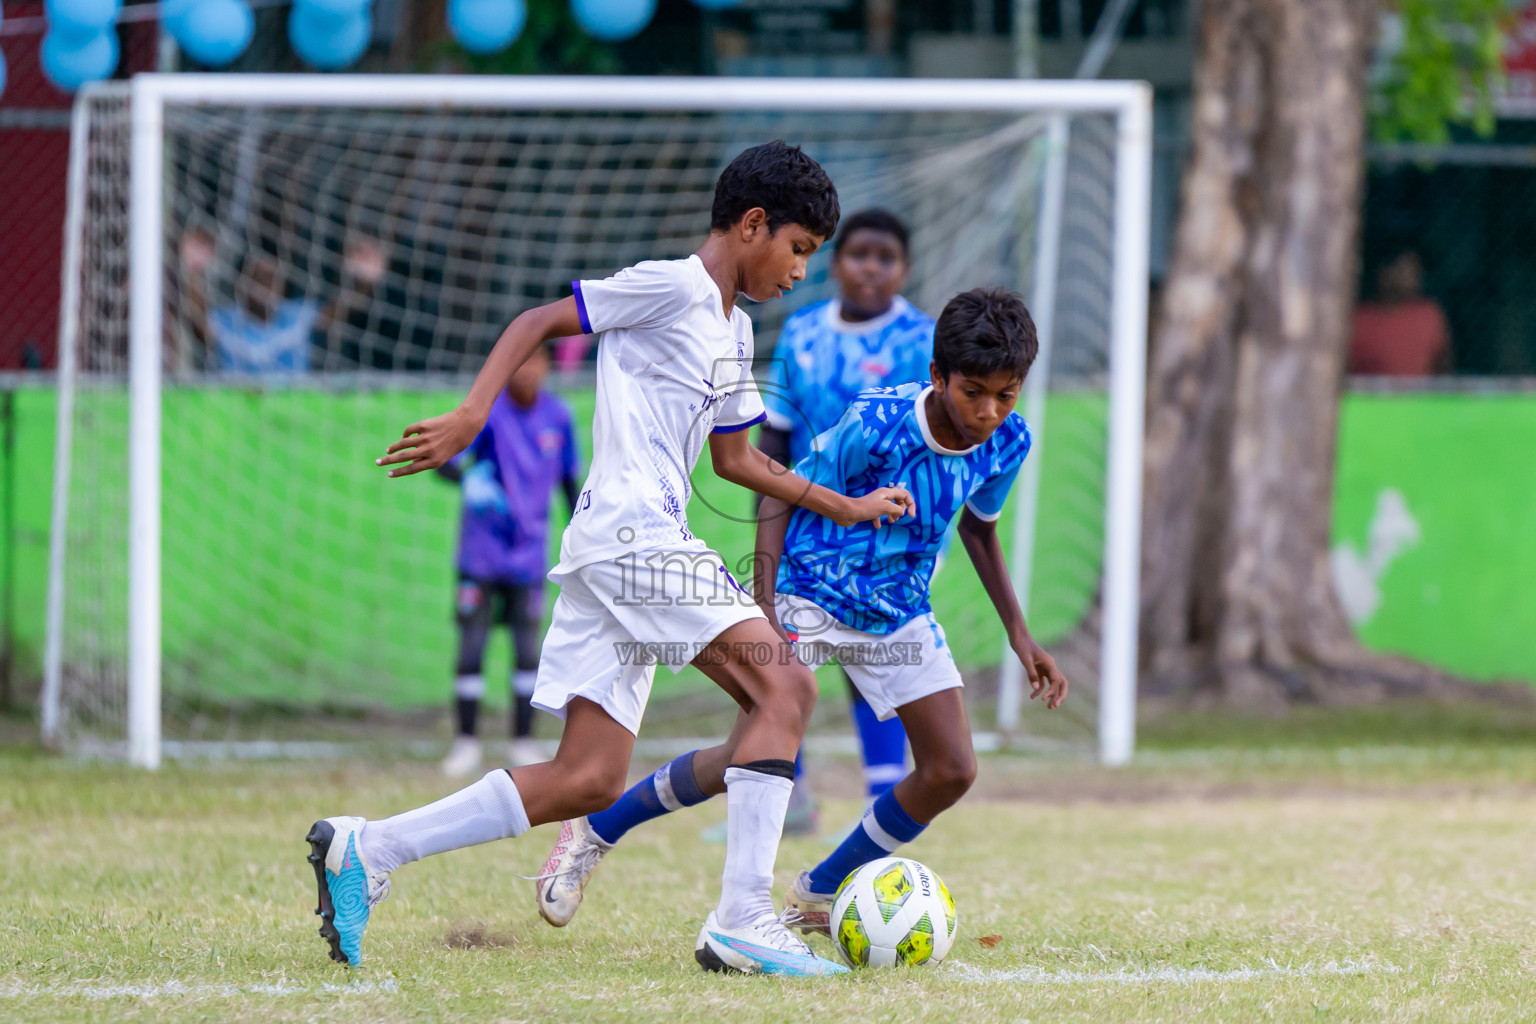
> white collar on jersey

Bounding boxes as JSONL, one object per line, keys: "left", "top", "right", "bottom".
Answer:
{"left": 913, "top": 384, "right": 979, "bottom": 455}
{"left": 826, "top": 295, "right": 910, "bottom": 336}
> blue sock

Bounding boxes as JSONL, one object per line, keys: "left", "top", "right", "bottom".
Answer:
{"left": 586, "top": 751, "right": 708, "bottom": 845}
{"left": 852, "top": 694, "right": 908, "bottom": 798}
{"left": 806, "top": 788, "right": 926, "bottom": 895}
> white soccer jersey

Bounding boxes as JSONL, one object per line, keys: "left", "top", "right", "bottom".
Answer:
{"left": 555, "top": 255, "right": 766, "bottom": 572}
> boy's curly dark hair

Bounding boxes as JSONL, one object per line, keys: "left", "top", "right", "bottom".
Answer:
{"left": 932, "top": 287, "right": 1039, "bottom": 382}
{"left": 711, "top": 140, "right": 840, "bottom": 241}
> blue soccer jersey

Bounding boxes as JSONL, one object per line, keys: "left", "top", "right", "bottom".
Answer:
{"left": 761, "top": 296, "right": 935, "bottom": 466}
{"left": 777, "top": 381, "right": 1031, "bottom": 634}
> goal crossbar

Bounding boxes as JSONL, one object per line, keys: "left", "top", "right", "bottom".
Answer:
{"left": 56, "top": 73, "right": 1151, "bottom": 769}
{"left": 128, "top": 72, "right": 1150, "bottom": 113}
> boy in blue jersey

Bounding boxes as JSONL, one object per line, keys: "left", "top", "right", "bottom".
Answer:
{"left": 757, "top": 209, "right": 934, "bottom": 828}
{"left": 759, "top": 209, "right": 933, "bottom": 468}
{"left": 535, "top": 287, "right": 1069, "bottom": 937}
{"left": 436, "top": 344, "right": 581, "bottom": 777}
{"left": 304, "top": 141, "right": 915, "bottom": 976}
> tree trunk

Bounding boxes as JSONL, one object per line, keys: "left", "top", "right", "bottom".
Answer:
{"left": 1141, "top": 0, "right": 1398, "bottom": 706}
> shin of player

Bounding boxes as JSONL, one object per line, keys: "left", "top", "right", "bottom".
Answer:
{"left": 542, "top": 288, "right": 1070, "bottom": 934}
{"left": 305, "top": 141, "right": 914, "bottom": 974}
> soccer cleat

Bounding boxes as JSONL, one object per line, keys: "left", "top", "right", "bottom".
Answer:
{"left": 507, "top": 737, "right": 543, "bottom": 768}
{"left": 305, "top": 816, "right": 391, "bottom": 967}
{"left": 534, "top": 816, "right": 612, "bottom": 927}
{"left": 784, "top": 870, "right": 836, "bottom": 936}
{"left": 441, "top": 736, "right": 482, "bottom": 778}
{"left": 694, "top": 909, "right": 850, "bottom": 976}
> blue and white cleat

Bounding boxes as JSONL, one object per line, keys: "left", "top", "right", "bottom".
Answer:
{"left": 694, "top": 910, "right": 850, "bottom": 976}
{"left": 305, "top": 816, "right": 391, "bottom": 967}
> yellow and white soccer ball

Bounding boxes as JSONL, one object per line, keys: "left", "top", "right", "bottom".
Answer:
{"left": 831, "top": 857, "right": 958, "bottom": 967}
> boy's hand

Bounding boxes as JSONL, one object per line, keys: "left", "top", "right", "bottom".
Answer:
{"left": 1013, "top": 635, "right": 1068, "bottom": 709}
{"left": 377, "top": 407, "right": 480, "bottom": 477}
{"left": 836, "top": 486, "right": 915, "bottom": 529}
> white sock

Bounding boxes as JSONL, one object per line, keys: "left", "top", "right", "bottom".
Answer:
{"left": 715, "top": 766, "right": 794, "bottom": 930}
{"left": 512, "top": 669, "right": 538, "bottom": 697}
{"left": 362, "top": 769, "right": 529, "bottom": 876}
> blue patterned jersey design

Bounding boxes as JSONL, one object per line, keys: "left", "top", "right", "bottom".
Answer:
{"left": 760, "top": 296, "right": 935, "bottom": 465}
{"left": 777, "top": 382, "right": 1031, "bottom": 634}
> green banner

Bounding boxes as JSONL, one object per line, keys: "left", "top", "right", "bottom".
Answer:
{"left": 3, "top": 386, "right": 1531, "bottom": 710}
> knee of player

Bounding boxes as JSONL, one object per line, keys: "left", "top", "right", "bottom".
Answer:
{"left": 778, "top": 664, "right": 819, "bottom": 722}
{"left": 917, "top": 751, "right": 977, "bottom": 805}
{"left": 567, "top": 762, "right": 628, "bottom": 813}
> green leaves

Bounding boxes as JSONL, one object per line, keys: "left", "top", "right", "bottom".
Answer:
{"left": 1373, "top": 0, "right": 1510, "bottom": 143}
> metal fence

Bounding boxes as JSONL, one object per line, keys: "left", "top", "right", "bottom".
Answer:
{"left": 1362, "top": 115, "right": 1536, "bottom": 376}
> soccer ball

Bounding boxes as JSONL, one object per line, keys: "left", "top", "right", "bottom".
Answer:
{"left": 831, "top": 857, "right": 958, "bottom": 967}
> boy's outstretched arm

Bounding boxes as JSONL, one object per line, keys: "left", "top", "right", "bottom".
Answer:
{"left": 957, "top": 506, "right": 1069, "bottom": 709}
{"left": 377, "top": 297, "right": 583, "bottom": 477}
{"left": 708, "top": 428, "right": 914, "bottom": 529}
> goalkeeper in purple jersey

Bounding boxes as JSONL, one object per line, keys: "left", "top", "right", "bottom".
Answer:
{"left": 756, "top": 209, "right": 936, "bottom": 833}
{"left": 436, "top": 344, "right": 581, "bottom": 776}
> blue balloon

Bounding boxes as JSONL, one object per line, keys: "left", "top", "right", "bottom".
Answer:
{"left": 40, "top": 28, "right": 119, "bottom": 92}
{"left": 570, "top": 0, "right": 654, "bottom": 41}
{"left": 295, "top": 0, "right": 371, "bottom": 26}
{"left": 45, "top": 0, "right": 121, "bottom": 36}
{"left": 173, "top": 0, "right": 254, "bottom": 66}
{"left": 288, "top": 5, "right": 372, "bottom": 69}
{"left": 689, "top": 0, "right": 739, "bottom": 9}
{"left": 161, "top": 0, "right": 194, "bottom": 36}
{"left": 448, "top": 0, "right": 525, "bottom": 54}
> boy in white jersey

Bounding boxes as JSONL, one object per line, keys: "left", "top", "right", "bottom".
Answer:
{"left": 302, "top": 141, "right": 913, "bottom": 976}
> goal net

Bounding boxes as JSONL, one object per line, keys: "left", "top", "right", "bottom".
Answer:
{"left": 44, "top": 75, "right": 1149, "bottom": 766}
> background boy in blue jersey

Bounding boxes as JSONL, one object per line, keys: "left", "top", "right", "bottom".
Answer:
{"left": 758, "top": 209, "right": 935, "bottom": 832}
{"left": 536, "top": 287, "right": 1069, "bottom": 937}
{"left": 436, "top": 344, "right": 580, "bottom": 777}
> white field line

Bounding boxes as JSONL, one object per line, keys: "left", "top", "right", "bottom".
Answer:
{"left": 0, "top": 979, "right": 399, "bottom": 999}
{"left": 0, "top": 961, "right": 1402, "bottom": 999}
{"left": 954, "top": 958, "right": 1403, "bottom": 986}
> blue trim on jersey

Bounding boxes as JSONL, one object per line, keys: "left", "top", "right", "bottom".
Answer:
{"left": 777, "top": 381, "right": 1030, "bottom": 635}
{"left": 571, "top": 280, "right": 592, "bottom": 334}
{"left": 710, "top": 411, "right": 766, "bottom": 435}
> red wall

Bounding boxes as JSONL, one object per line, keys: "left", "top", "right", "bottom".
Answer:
{"left": 0, "top": 5, "right": 157, "bottom": 369}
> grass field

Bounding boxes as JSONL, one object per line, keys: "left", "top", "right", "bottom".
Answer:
{"left": 6, "top": 702, "right": 1536, "bottom": 1023}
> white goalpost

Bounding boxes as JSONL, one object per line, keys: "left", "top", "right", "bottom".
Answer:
{"left": 45, "top": 73, "right": 1151, "bottom": 769}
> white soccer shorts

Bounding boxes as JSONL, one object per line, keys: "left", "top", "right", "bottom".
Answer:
{"left": 774, "top": 592, "right": 964, "bottom": 721}
{"left": 532, "top": 545, "right": 765, "bottom": 736}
